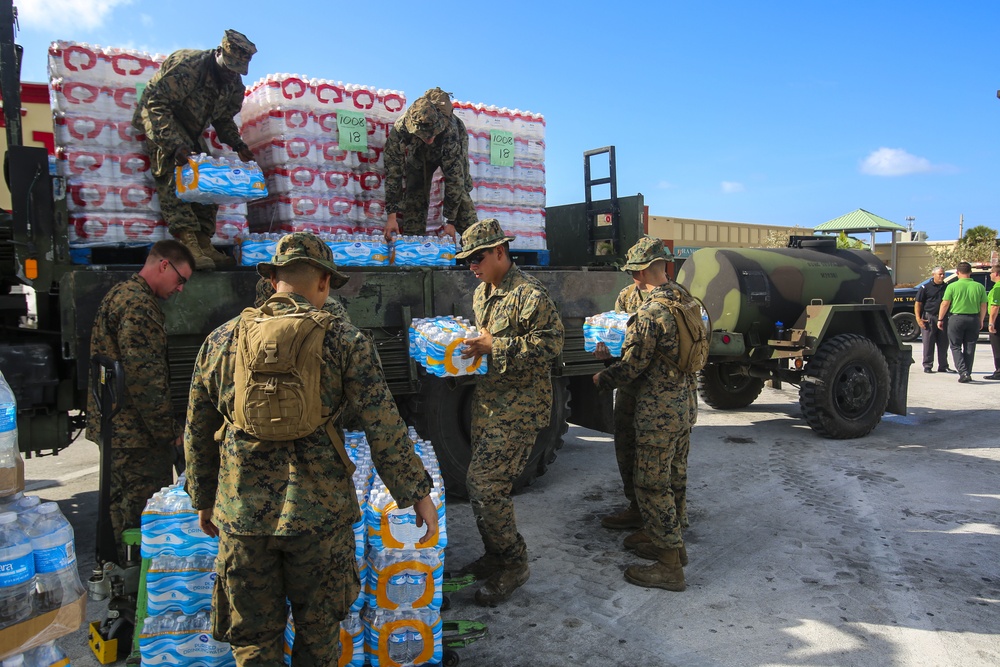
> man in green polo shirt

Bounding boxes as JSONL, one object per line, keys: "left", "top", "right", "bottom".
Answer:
{"left": 937, "top": 261, "right": 988, "bottom": 383}
{"left": 985, "top": 263, "right": 1000, "bottom": 380}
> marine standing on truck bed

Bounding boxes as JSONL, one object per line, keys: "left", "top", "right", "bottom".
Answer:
{"left": 132, "top": 29, "right": 257, "bottom": 271}
{"left": 86, "top": 240, "right": 195, "bottom": 561}
{"left": 455, "top": 219, "right": 565, "bottom": 606}
{"left": 382, "top": 87, "right": 477, "bottom": 240}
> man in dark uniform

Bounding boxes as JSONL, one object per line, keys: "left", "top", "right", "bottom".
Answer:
{"left": 86, "top": 240, "right": 195, "bottom": 561}
{"left": 133, "top": 30, "right": 257, "bottom": 270}
{"left": 914, "top": 266, "right": 952, "bottom": 373}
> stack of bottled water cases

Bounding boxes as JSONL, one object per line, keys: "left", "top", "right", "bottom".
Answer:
{"left": 408, "top": 317, "right": 487, "bottom": 377}
{"left": 47, "top": 40, "right": 249, "bottom": 248}
{"left": 453, "top": 102, "right": 547, "bottom": 250}
{"left": 281, "top": 428, "right": 445, "bottom": 667}
{"left": 584, "top": 311, "right": 632, "bottom": 357}
{"left": 238, "top": 232, "right": 453, "bottom": 268}
{"left": 139, "top": 480, "right": 234, "bottom": 667}
{"left": 241, "top": 73, "right": 404, "bottom": 236}
{"left": 0, "top": 494, "right": 86, "bottom": 633}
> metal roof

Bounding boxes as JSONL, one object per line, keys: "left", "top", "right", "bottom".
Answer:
{"left": 813, "top": 208, "right": 907, "bottom": 232}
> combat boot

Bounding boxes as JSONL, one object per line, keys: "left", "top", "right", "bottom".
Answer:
{"left": 457, "top": 552, "right": 503, "bottom": 580}
{"left": 624, "top": 548, "right": 685, "bottom": 592}
{"left": 196, "top": 232, "right": 236, "bottom": 268}
{"left": 474, "top": 561, "right": 529, "bottom": 607}
{"left": 176, "top": 231, "right": 214, "bottom": 271}
{"left": 600, "top": 501, "right": 643, "bottom": 530}
{"left": 634, "top": 541, "right": 688, "bottom": 567}
{"left": 623, "top": 529, "right": 650, "bottom": 551}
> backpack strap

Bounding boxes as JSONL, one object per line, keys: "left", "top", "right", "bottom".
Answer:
{"left": 323, "top": 404, "right": 356, "bottom": 475}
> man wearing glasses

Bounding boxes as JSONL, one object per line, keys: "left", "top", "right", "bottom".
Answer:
{"left": 455, "top": 219, "right": 564, "bottom": 606}
{"left": 86, "top": 240, "right": 196, "bottom": 561}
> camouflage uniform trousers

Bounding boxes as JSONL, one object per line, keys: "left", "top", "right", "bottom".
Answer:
{"left": 466, "top": 419, "right": 537, "bottom": 567}
{"left": 110, "top": 446, "right": 173, "bottom": 561}
{"left": 152, "top": 165, "right": 219, "bottom": 237}
{"left": 212, "top": 528, "right": 359, "bottom": 667}
{"left": 613, "top": 387, "right": 637, "bottom": 505}
{"left": 398, "top": 166, "right": 477, "bottom": 236}
{"left": 634, "top": 429, "right": 690, "bottom": 551}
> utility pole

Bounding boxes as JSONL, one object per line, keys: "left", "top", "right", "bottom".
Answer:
{"left": 959, "top": 214, "right": 964, "bottom": 241}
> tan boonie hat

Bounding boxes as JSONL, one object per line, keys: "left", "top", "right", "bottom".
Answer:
{"left": 403, "top": 87, "right": 454, "bottom": 141}
{"left": 220, "top": 29, "right": 256, "bottom": 75}
{"left": 455, "top": 218, "right": 516, "bottom": 260}
{"left": 256, "top": 232, "right": 349, "bottom": 288}
{"left": 621, "top": 236, "right": 674, "bottom": 271}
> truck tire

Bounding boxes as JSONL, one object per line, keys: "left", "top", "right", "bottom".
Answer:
{"left": 698, "top": 362, "right": 765, "bottom": 409}
{"left": 799, "top": 333, "right": 890, "bottom": 439}
{"left": 406, "top": 375, "right": 570, "bottom": 499}
{"left": 892, "top": 312, "right": 920, "bottom": 342}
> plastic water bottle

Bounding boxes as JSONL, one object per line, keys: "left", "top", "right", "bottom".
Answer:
{"left": 0, "top": 511, "right": 35, "bottom": 629}
{"left": 2, "top": 655, "right": 25, "bottom": 667}
{"left": 24, "top": 641, "right": 69, "bottom": 667}
{"left": 0, "top": 371, "right": 18, "bottom": 470}
{"left": 775, "top": 321, "right": 785, "bottom": 340}
{"left": 26, "top": 502, "right": 84, "bottom": 613}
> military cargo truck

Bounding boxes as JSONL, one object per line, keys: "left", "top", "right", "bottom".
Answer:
{"left": 677, "top": 236, "right": 912, "bottom": 439}
{"left": 0, "top": 7, "right": 636, "bottom": 497}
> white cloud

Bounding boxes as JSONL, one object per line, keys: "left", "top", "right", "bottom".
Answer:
{"left": 16, "top": 0, "right": 133, "bottom": 31}
{"left": 721, "top": 181, "right": 745, "bottom": 194}
{"left": 860, "top": 147, "right": 937, "bottom": 176}
{"left": 140, "top": 14, "right": 154, "bottom": 28}
{"left": 656, "top": 180, "right": 676, "bottom": 190}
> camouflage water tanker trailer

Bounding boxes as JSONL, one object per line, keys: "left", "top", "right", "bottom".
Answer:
{"left": 677, "top": 236, "right": 912, "bottom": 439}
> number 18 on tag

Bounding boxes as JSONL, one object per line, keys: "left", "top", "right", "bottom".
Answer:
{"left": 490, "top": 130, "right": 514, "bottom": 167}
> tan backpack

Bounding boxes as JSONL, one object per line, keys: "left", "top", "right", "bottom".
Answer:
{"left": 231, "top": 296, "right": 355, "bottom": 472}
{"left": 654, "top": 286, "right": 711, "bottom": 375}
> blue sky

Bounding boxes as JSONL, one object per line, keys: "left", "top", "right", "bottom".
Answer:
{"left": 15, "top": 0, "right": 1000, "bottom": 242}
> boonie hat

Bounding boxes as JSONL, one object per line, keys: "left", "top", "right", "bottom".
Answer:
{"left": 621, "top": 236, "right": 674, "bottom": 272}
{"left": 220, "top": 29, "right": 256, "bottom": 76}
{"left": 455, "top": 218, "right": 516, "bottom": 260}
{"left": 256, "top": 232, "right": 349, "bottom": 288}
{"left": 402, "top": 87, "right": 453, "bottom": 141}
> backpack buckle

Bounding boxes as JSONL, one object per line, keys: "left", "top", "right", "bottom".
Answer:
{"left": 263, "top": 340, "right": 278, "bottom": 363}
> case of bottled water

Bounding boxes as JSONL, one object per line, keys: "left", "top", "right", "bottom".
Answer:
{"left": 584, "top": 311, "right": 632, "bottom": 357}
{"left": 391, "top": 236, "right": 456, "bottom": 267}
{"left": 0, "top": 511, "right": 35, "bottom": 629}
{"left": 363, "top": 607, "right": 442, "bottom": 667}
{"left": 408, "top": 317, "right": 487, "bottom": 377}
{"left": 139, "top": 611, "right": 234, "bottom": 667}
{"left": 365, "top": 548, "right": 443, "bottom": 612}
{"left": 140, "top": 482, "right": 217, "bottom": 559}
{"left": 23, "top": 640, "right": 71, "bottom": 667}
{"left": 175, "top": 154, "right": 268, "bottom": 205}
{"left": 24, "top": 503, "right": 85, "bottom": 614}
{"left": 145, "top": 555, "right": 216, "bottom": 616}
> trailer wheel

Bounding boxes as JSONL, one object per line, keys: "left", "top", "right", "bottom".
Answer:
{"left": 799, "top": 333, "right": 890, "bottom": 439}
{"left": 406, "top": 375, "right": 570, "bottom": 498}
{"left": 698, "top": 362, "right": 765, "bottom": 409}
{"left": 892, "top": 312, "right": 920, "bottom": 342}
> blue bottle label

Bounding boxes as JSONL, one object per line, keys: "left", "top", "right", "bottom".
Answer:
{"left": 34, "top": 542, "right": 76, "bottom": 573}
{"left": 0, "top": 552, "right": 35, "bottom": 586}
{"left": 0, "top": 404, "right": 16, "bottom": 432}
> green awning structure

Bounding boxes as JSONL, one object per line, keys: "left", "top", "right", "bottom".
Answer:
{"left": 814, "top": 208, "right": 906, "bottom": 279}
{"left": 814, "top": 208, "right": 907, "bottom": 233}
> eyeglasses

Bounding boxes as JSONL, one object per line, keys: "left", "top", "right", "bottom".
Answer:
{"left": 166, "top": 259, "right": 188, "bottom": 286}
{"left": 464, "top": 250, "right": 487, "bottom": 266}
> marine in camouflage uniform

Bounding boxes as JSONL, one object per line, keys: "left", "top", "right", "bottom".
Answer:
{"left": 132, "top": 30, "right": 256, "bottom": 270}
{"left": 86, "top": 240, "right": 195, "bottom": 562}
{"left": 454, "top": 219, "right": 564, "bottom": 606}
{"left": 383, "top": 87, "right": 477, "bottom": 238}
{"left": 596, "top": 237, "right": 697, "bottom": 592}
{"left": 184, "top": 233, "right": 434, "bottom": 667}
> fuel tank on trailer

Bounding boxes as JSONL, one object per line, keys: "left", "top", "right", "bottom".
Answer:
{"left": 676, "top": 244, "right": 893, "bottom": 334}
